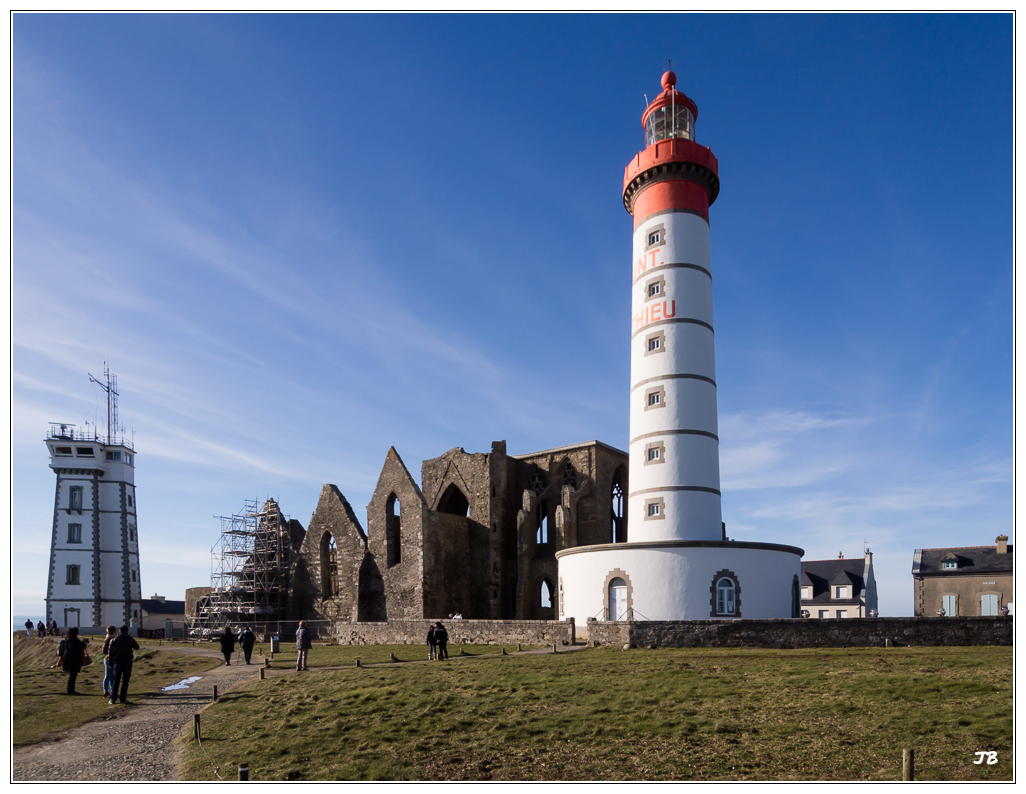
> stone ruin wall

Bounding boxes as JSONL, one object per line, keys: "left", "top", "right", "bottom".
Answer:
{"left": 332, "top": 618, "right": 576, "bottom": 647}
{"left": 585, "top": 616, "right": 1014, "bottom": 649}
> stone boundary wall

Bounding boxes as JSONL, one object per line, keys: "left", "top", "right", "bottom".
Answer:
{"left": 585, "top": 616, "right": 1013, "bottom": 649}
{"left": 332, "top": 619, "right": 576, "bottom": 647}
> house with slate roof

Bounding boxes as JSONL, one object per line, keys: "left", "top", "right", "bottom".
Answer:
{"left": 800, "top": 550, "right": 877, "bottom": 618}
{"left": 140, "top": 593, "right": 186, "bottom": 631}
{"left": 912, "top": 535, "right": 1013, "bottom": 617}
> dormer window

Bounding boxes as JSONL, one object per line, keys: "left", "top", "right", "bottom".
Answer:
{"left": 942, "top": 560, "right": 957, "bottom": 570}
{"left": 833, "top": 585, "right": 849, "bottom": 599}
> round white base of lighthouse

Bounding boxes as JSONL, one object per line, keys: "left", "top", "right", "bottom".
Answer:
{"left": 556, "top": 540, "right": 804, "bottom": 625}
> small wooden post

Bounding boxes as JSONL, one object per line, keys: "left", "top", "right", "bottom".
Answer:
{"left": 553, "top": 644, "right": 557, "bottom": 653}
{"left": 902, "top": 748, "right": 914, "bottom": 781}
{"left": 194, "top": 714, "right": 201, "bottom": 742}
{"left": 501, "top": 647, "right": 507, "bottom": 655}
{"left": 212, "top": 685, "right": 218, "bottom": 702}
{"left": 259, "top": 667, "right": 265, "bottom": 680}
{"left": 239, "top": 763, "right": 249, "bottom": 781}
{"left": 356, "top": 658, "right": 361, "bottom": 667}
{"left": 517, "top": 643, "right": 522, "bottom": 652}
{"left": 159, "top": 639, "right": 162, "bottom": 647}
{"left": 390, "top": 653, "right": 397, "bottom": 662}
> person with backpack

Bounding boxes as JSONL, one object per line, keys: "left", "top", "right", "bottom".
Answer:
{"left": 239, "top": 626, "right": 256, "bottom": 664}
{"left": 60, "top": 627, "right": 89, "bottom": 695}
{"left": 107, "top": 625, "right": 140, "bottom": 705}
{"left": 435, "top": 622, "right": 449, "bottom": 660}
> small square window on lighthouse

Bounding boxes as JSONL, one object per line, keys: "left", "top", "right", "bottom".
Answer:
{"left": 644, "top": 441, "right": 665, "bottom": 465}
{"left": 645, "top": 275, "right": 666, "bottom": 303}
{"left": 645, "top": 223, "right": 666, "bottom": 251}
{"left": 645, "top": 331, "right": 665, "bottom": 356}
{"left": 644, "top": 497, "right": 665, "bottom": 519}
{"left": 644, "top": 386, "right": 666, "bottom": 411}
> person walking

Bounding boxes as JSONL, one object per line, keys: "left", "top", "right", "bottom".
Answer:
{"left": 295, "top": 621, "right": 312, "bottom": 671}
{"left": 107, "top": 625, "right": 140, "bottom": 705}
{"left": 426, "top": 623, "right": 437, "bottom": 660}
{"left": 435, "top": 622, "right": 449, "bottom": 660}
{"left": 36, "top": 620, "right": 47, "bottom": 638}
{"left": 101, "top": 625, "right": 117, "bottom": 699}
{"left": 49, "top": 619, "right": 59, "bottom": 636}
{"left": 220, "top": 626, "right": 236, "bottom": 666}
{"left": 24, "top": 619, "right": 33, "bottom": 638}
{"left": 61, "top": 627, "right": 88, "bottom": 695}
{"left": 239, "top": 626, "right": 256, "bottom": 664}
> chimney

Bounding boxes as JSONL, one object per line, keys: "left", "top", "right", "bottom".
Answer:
{"left": 152, "top": 593, "right": 165, "bottom": 603}
{"left": 996, "top": 535, "right": 1008, "bottom": 554}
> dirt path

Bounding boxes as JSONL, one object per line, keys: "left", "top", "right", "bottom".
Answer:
{"left": 13, "top": 647, "right": 263, "bottom": 782}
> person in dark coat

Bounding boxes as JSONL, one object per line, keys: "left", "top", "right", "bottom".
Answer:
{"left": 107, "top": 625, "right": 140, "bottom": 705}
{"left": 295, "top": 621, "right": 312, "bottom": 671}
{"left": 426, "top": 624, "right": 437, "bottom": 660}
{"left": 49, "top": 619, "right": 59, "bottom": 636}
{"left": 220, "top": 627, "right": 236, "bottom": 666}
{"left": 239, "top": 627, "right": 256, "bottom": 664}
{"left": 61, "top": 627, "right": 88, "bottom": 694}
{"left": 36, "top": 620, "right": 46, "bottom": 637}
{"left": 435, "top": 622, "right": 449, "bottom": 660}
{"left": 24, "top": 619, "right": 33, "bottom": 638}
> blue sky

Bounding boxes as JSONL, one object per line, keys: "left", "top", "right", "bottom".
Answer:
{"left": 12, "top": 13, "right": 1012, "bottom": 618}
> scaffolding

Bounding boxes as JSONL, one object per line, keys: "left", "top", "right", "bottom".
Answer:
{"left": 199, "top": 498, "right": 293, "bottom": 632}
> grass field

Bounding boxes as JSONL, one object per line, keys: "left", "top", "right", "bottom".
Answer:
{"left": 12, "top": 635, "right": 221, "bottom": 746}
{"left": 177, "top": 644, "right": 1013, "bottom": 782}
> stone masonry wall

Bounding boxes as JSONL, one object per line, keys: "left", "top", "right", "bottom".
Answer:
{"left": 586, "top": 616, "right": 1013, "bottom": 649}
{"left": 333, "top": 618, "right": 576, "bottom": 647}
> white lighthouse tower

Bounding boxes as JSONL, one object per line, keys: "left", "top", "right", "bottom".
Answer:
{"left": 45, "top": 366, "right": 141, "bottom": 632}
{"left": 558, "top": 72, "right": 803, "bottom": 625}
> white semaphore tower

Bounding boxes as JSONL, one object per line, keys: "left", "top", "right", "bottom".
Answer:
{"left": 557, "top": 71, "right": 803, "bottom": 625}
{"left": 45, "top": 366, "right": 141, "bottom": 632}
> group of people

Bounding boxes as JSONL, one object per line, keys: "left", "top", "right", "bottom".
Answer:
{"left": 56, "top": 624, "right": 139, "bottom": 704}
{"left": 427, "top": 622, "right": 449, "bottom": 660}
{"left": 24, "top": 619, "right": 59, "bottom": 638}
{"left": 217, "top": 626, "right": 258, "bottom": 666}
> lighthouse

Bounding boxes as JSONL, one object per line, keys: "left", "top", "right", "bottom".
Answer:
{"left": 556, "top": 72, "right": 803, "bottom": 625}
{"left": 45, "top": 366, "right": 141, "bottom": 632}
{"left": 624, "top": 69, "right": 723, "bottom": 543}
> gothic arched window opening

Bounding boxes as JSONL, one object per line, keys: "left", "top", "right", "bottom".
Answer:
{"left": 321, "top": 532, "right": 338, "bottom": 598}
{"left": 438, "top": 483, "right": 470, "bottom": 517}
{"left": 386, "top": 493, "right": 402, "bottom": 567}
{"left": 611, "top": 468, "right": 627, "bottom": 543}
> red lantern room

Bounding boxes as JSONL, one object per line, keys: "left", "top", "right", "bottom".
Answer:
{"left": 623, "top": 71, "right": 720, "bottom": 230}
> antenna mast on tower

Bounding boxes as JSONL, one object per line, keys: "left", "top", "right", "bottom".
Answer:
{"left": 88, "top": 363, "right": 119, "bottom": 445}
